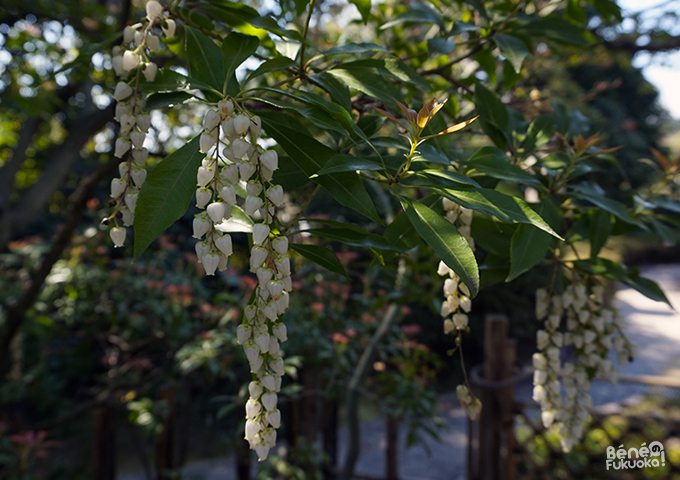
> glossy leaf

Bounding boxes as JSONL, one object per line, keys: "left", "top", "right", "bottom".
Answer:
{"left": 133, "top": 137, "right": 202, "bottom": 261}
{"left": 589, "top": 209, "right": 612, "bottom": 259}
{"left": 221, "top": 31, "right": 260, "bottom": 92}
{"left": 317, "top": 154, "right": 384, "bottom": 175}
{"left": 400, "top": 197, "right": 479, "bottom": 296}
{"left": 494, "top": 33, "right": 530, "bottom": 73}
{"left": 289, "top": 243, "right": 348, "bottom": 278}
{"left": 439, "top": 188, "right": 562, "bottom": 239}
{"left": 185, "top": 26, "right": 224, "bottom": 92}
{"left": 467, "top": 146, "right": 541, "bottom": 186}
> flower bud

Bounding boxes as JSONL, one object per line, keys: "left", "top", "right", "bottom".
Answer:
{"left": 222, "top": 117, "right": 237, "bottom": 141}
{"left": 273, "top": 323, "right": 287, "bottom": 342}
{"left": 244, "top": 195, "right": 263, "bottom": 217}
{"left": 443, "top": 319, "right": 455, "bottom": 334}
{"left": 268, "top": 337, "right": 280, "bottom": 356}
{"left": 146, "top": 34, "right": 160, "bottom": 52}
{"left": 266, "top": 185, "right": 284, "bottom": 207}
{"left": 207, "top": 202, "right": 226, "bottom": 223}
{"left": 199, "top": 131, "right": 217, "bottom": 153}
{"left": 111, "top": 178, "right": 126, "bottom": 198}
{"left": 131, "top": 168, "right": 147, "bottom": 187}
{"left": 254, "top": 444, "right": 270, "bottom": 462}
{"left": 196, "top": 166, "right": 214, "bottom": 187}
{"left": 130, "top": 131, "right": 145, "bottom": 149}
{"left": 246, "top": 181, "right": 262, "bottom": 196}
{"left": 452, "top": 313, "right": 468, "bottom": 330}
{"left": 234, "top": 114, "right": 250, "bottom": 136}
{"left": 132, "top": 148, "right": 148, "bottom": 166}
{"left": 125, "top": 192, "right": 138, "bottom": 212}
{"left": 143, "top": 62, "right": 158, "bottom": 82}
{"left": 263, "top": 303, "right": 278, "bottom": 322}
{"left": 192, "top": 216, "right": 211, "bottom": 239}
{"left": 122, "top": 50, "right": 139, "bottom": 71}
{"left": 215, "top": 234, "right": 233, "bottom": 256}
{"left": 162, "top": 19, "right": 176, "bottom": 38}
{"left": 254, "top": 331, "right": 270, "bottom": 354}
{"left": 272, "top": 237, "right": 288, "bottom": 256}
{"left": 265, "top": 409, "right": 280, "bottom": 428}
{"left": 267, "top": 280, "right": 284, "bottom": 300}
{"left": 244, "top": 419, "right": 260, "bottom": 441}
{"left": 256, "top": 267, "right": 273, "bottom": 286}
{"left": 123, "top": 26, "right": 135, "bottom": 44}
{"left": 245, "top": 398, "right": 261, "bottom": 419}
{"left": 261, "top": 375, "right": 276, "bottom": 392}
{"left": 260, "top": 150, "right": 278, "bottom": 171}
{"left": 249, "top": 381, "right": 263, "bottom": 399}
{"left": 239, "top": 162, "right": 256, "bottom": 182}
{"left": 221, "top": 164, "right": 239, "bottom": 184}
{"left": 202, "top": 253, "right": 219, "bottom": 275}
{"left": 250, "top": 246, "right": 268, "bottom": 270}
{"left": 110, "top": 227, "right": 126, "bottom": 247}
{"left": 195, "top": 242, "right": 209, "bottom": 263}
{"left": 261, "top": 392, "right": 277, "bottom": 412}
{"left": 270, "top": 357, "right": 285, "bottom": 376}
{"left": 232, "top": 138, "right": 251, "bottom": 159}
{"left": 195, "top": 188, "right": 211, "bottom": 209}
{"left": 146, "top": 0, "right": 163, "bottom": 20}
{"left": 252, "top": 224, "right": 270, "bottom": 245}
{"left": 203, "top": 110, "right": 221, "bottom": 131}
{"left": 114, "top": 138, "right": 131, "bottom": 158}
{"left": 236, "top": 324, "right": 252, "bottom": 345}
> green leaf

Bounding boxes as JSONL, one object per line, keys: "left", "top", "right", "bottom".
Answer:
{"left": 523, "top": 115, "right": 555, "bottom": 154}
{"left": 185, "top": 26, "right": 225, "bottom": 92}
{"left": 474, "top": 81, "right": 509, "bottom": 134}
{"left": 133, "top": 137, "right": 202, "bottom": 261}
{"left": 572, "top": 183, "right": 644, "bottom": 228}
{"left": 245, "top": 56, "right": 296, "bottom": 83}
{"left": 428, "top": 37, "right": 457, "bottom": 56}
{"left": 349, "top": 0, "right": 371, "bottom": 23}
{"left": 260, "top": 112, "right": 335, "bottom": 175}
{"left": 272, "top": 156, "right": 309, "bottom": 191}
{"left": 260, "top": 113, "right": 381, "bottom": 223}
{"left": 508, "top": 226, "right": 550, "bottom": 282}
{"left": 514, "top": 17, "right": 589, "bottom": 46}
{"left": 327, "top": 68, "right": 404, "bottom": 108}
{"left": 589, "top": 209, "right": 612, "bottom": 259}
{"left": 384, "top": 211, "right": 421, "bottom": 250}
{"left": 408, "top": 170, "right": 481, "bottom": 188}
{"left": 400, "top": 197, "right": 479, "bottom": 296}
{"left": 144, "top": 91, "right": 194, "bottom": 110}
{"left": 221, "top": 31, "right": 260, "bottom": 92}
{"left": 493, "top": 33, "right": 530, "bottom": 73}
{"left": 289, "top": 243, "right": 348, "bottom": 277}
{"left": 507, "top": 199, "right": 559, "bottom": 281}
{"left": 324, "top": 42, "right": 390, "bottom": 55}
{"left": 574, "top": 258, "right": 671, "bottom": 307}
{"left": 471, "top": 216, "right": 515, "bottom": 257}
{"left": 138, "top": 68, "right": 212, "bottom": 94}
{"left": 317, "top": 154, "right": 384, "bottom": 175}
{"left": 381, "top": 2, "right": 444, "bottom": 29}
{"left": 467, "top": 146, "right": 541, "bottom": 186}
{"left": 315, "top": 173, "right": 382, "bottom": 224}
{"left": 309, "top": 72, "right": 353, "bottom": 113}
{"left": 301, "top": 228, "right": 402, "bottom": 251}
{"left": 411, "top": 143, "right": 451, "bottom": 165}
{"left": 439, "top": 188, "right": 563, "bottom": 239}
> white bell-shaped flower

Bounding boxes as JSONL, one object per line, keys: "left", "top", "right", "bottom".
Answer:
{"left": 162, "top": 19, "right": 176, "bottom": 38}
{"left": 207, "top": 202, "right": 226, "bottom": 223}
{"left": 244, "top": 195, "right": 263, "bottom": 217}
{"left": 146, "top": 0, "right": 163, "bottom": 20}
{"left": 219, "top": 185, "right": 236, "bottom": 206}
{"left": 239, "top": 162, "right": 257, "bottom": 182}
{"left": 250, "top": 246, "right": 268, "bottom": 271}
{"left": 261, "top": 375, "right": 276, "bottom": 392}
{"left": 261, "top": 392, "right": 277, "bottom": 412}
{"left": 265, "top": 409, "right": 281, "bottom": 429}
{"left": 195, "top": 188, "right": 211, "bottom": 209}
{"left": 266, "top": 185, "right": 284, "bottom": 207}
{"left": 252, "top": 224, "right": 270, "bottom": 245}
{"left": 236, "top": 324, "right": 251, "bottom": 345}
{"left": 270, "top": 357, "right": 285, "bottom": 376}
{"left": 131, "top": 168, "right": 147, "bottom": 187}
{"left": 202, "top": 253, "right": 220, "bottom": 275}
{"left": 143, "top": 63, "right": 157, "bottom": 82}
{"left": 196, "top": 166, "right": 214, "bottom": 187}
{"left": 111, "top": 178, "right": 126, "bottom": 198}
{"left": 132, "top": 148, "right": 148, "bottom": 166}
{"left": 233, "top": 114, "right": 250, "bottom": 136}
{"left": 203, "top": 110, "right": 221, "bottom": 131}
{"left": 245, "top": 398, "right": 261, "bottom": 420}
{"left": 199, "top": 131, "right": 217, "bottom": 154}
{"left": 244, "top": 419, "right": 260, "bottom": 441}
{"left": 113, "top": 82, "right": 133, "bottom": 101}
{"left": 260, "top": 150, "right": 278, "bottom": 171}
{"left": 110, "top": 227, "right": 126, "bottom": 247}
{"left": 272, "top": 237, "right": 288, "bottom": 256}
{"left": 192, "top": 216, "right": 211, "bottom": 239}
{"left": 130, "top": 132, "right": 146, "bottom": 149}
{"left": 249, "top": 381, "right": 263, "bottom": 399}
{"left": 215, "top": 234, "right": 233, "bottom": 256}
{"left": 114, "top": 138, "right": 131, "bottom": 158}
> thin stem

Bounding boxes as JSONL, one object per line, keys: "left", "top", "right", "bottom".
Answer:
{"left": 298, "top": 0, "right": 316, "bottom": 78}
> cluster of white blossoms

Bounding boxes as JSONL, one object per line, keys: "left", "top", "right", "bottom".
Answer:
{"left": 191, "top": 99, "right": 289, "bottom": 461}
{"left": 438, "top": 198, "right": 474, "bottom": 334}
{"left": 107, "top": 0, "right": 176, "bottom": 247}
{"left": 532, "top": 280, "right": 634, "bottom": 452}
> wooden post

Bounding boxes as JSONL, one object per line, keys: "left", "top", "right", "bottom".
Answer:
{"left": 479, "top": 314, "right": 509, "bottom": 480}
{"left": 322, "top": 397, "right": 338, "bottom": 478}
{"left": 93, "top": 404, "right": 116, "bottom": 480}
{"left": 386, "top": 415, "right": 399, "bottom": 480}
{"left": 235, "top": 434, "right": 251, "bottom": 480}
{"left": 501, "top": 339, "right": 517, "bottom": 480}
{"left": 156, "top": 385, "right": 176, "bottom": 480}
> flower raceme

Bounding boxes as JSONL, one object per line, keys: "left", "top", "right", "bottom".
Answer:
{"left": 105, "top": 0, "right": 176, "bottom": 246}
{"left": 532, "top": 281, "right": 634, "bottom": 452}
{"left": 192, "top": 99, "right": 290, "bottom": 461}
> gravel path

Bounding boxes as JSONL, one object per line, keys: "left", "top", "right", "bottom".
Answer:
{"left": 118, "top": 264, "right": 680, "bottom": 480}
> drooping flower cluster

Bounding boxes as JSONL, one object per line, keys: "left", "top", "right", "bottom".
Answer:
{"left": 191, "top": 99, "right": 289, "bottom": 461}
{"left": 438, "top": 198, "right": 474, "bottom": 334}
{"left": 106, "top": 1, "right": 176, "bottom": 247}
{"left": 532, "top": 280, "right": 634, "bottom": 452}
